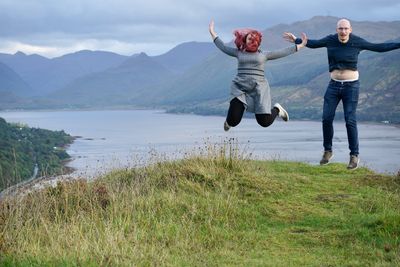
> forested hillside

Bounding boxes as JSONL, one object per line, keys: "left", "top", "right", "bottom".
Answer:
{"left": 0, "top": 117, "right": 73, "bottom": 191}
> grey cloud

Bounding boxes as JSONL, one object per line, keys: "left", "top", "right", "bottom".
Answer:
{"left": 0, "top": 0, "right": 399, "bottom": 57}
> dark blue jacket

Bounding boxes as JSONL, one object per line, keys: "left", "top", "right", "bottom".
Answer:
{"left": 296, "top": 34, "right": 400, "bottom": 72}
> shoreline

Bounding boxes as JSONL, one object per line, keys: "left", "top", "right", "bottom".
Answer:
{"left": 0, "top": 163, "right": 77, "bottom": 200}
{"left": 0, "top": 108, "right": 399, "bottom": 126}
{"left": 0, "top": 137, "right": 77, "bottom": 200}
{"left": 0, "top": 109, "right": 399, "bottom": 193}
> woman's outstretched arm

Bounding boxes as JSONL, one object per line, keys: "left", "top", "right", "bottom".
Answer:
{"left": 265, "top": 33, "right": 307, "bottom": 60}
{"left": 209, "top": 20, "right": 238, "bottom": 57}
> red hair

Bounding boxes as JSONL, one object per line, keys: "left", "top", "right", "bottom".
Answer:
{"left": 234, "top": 29, "right": 262, "bottom": 52}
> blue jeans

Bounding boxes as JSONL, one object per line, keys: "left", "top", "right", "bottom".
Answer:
{"left": 322, "top": 79, "right": 360, "bottom": 155}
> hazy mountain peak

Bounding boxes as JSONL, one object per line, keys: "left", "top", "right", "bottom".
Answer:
{"left": 118, "top": 51, "right": 160, "bottom": 69}
{"left": 137, "top": 52, "right": 149, "bottom": 57}
{"left": 14, "top": 51, "right": 26, "bottom": 56}
{"left": 74, "top": 49, "right": 93, "bottom": 54}
{"left": 53, "top": 49, "right": 126, "bottom": 60}
{"left": 152, "top": 41, "right": 216, "bottom": 74}
{"left": 309, "top": 15, "right": 338, "bottom": 20}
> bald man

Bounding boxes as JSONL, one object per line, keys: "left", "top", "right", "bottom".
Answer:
{"left": 284, "top": 19, "right": 400, "bottom": 170}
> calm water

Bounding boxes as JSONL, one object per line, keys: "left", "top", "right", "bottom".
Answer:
{"left": 1, "top": 109, "right": 399, "bottom": 176}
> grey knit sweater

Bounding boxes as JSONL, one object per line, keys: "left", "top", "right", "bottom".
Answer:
{"left": 213, "top": 37, "right": 297, "bottom": 76}
{"left": 213, "top": 36, "right": 298, "bottom": 114}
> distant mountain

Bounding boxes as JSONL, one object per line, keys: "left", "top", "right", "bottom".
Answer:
{"left": 0, "top": 61, "right": 33, "bottom": 108}
{"left": 0, "top": 52, "right": 51, "bottom": 97}
{"left": 49, "top": 53, "right": 177, "bottom": 108}
{"left": 152, "top": 41, "right": 216, "bottom": 74}
{"left": 0, "top": 61, "right": 31, "bottom": 96}
{"left": 0, "top": 51, "right": 50, "bottom": 73}
{"left": 40, "top": 43, "right": 217, "bottom": 108}
{"left": 0, "top": 50, "right": 128, "bottom": 96}
{"left": 1, "top": 16, "right": 399, "bottom": 122}
{"left": 0, "top": 43, "right": 215, "bottom": 99}
{"left": 47, "top": 50, "right": 129, "bottom": 94}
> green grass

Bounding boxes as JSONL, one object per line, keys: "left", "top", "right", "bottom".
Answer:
{"left": 1, "top": 143, "right": 399, "bottom": 266}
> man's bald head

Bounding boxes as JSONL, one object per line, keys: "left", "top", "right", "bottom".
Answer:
{"left": 336, "top": 19, "right": 352, "bottom": 43}
{"left": 337, "top": 19, "right": 352, "bottom": 29}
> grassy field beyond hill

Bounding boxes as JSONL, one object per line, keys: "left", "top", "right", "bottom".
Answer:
{"left": 1, "top": 144, "right": 399, "bottom": 266}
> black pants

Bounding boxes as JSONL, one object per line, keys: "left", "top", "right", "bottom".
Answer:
{"left": 226, "top": 98, "right": 279, "bottom": 128}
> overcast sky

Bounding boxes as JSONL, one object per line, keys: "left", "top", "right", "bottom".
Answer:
{"left": 1, "top": 0, "right": 399, "bottom": 58}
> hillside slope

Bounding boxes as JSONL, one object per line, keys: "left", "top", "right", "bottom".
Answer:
{"left": 1, "top": 146, "right": 399, "bottom": 266}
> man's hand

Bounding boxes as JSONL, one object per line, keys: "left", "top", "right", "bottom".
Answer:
{"left": 283, "top": 32, "right": 297, "bottom": 43}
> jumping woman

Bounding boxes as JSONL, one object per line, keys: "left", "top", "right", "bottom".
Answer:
{"left": 209, "top": 20, "right": 307, "bottom": 131}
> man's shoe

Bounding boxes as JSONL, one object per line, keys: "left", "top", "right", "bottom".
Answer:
{"left": 273, "top": 103, "right": 289, "bottom": 121}
{"left": 347, "top": 155, "right": 360, "bottom": 170}
{"left": 224, "top": 121, "right": 231, "bottom": 132}
{"left": 320, "top": 151, "right": 333, "bottom": 165}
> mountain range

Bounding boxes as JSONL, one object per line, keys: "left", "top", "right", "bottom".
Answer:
{"left": 1, "top": 16, "right": 399, "bottom": 122}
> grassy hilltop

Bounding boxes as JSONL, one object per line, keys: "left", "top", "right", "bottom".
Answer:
{"left": 1, "top": 143, "right": 399, "bottom": 266}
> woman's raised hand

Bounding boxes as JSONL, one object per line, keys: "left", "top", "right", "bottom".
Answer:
{"left": 209, "top": 20, "right": 218, "bottom": 40}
